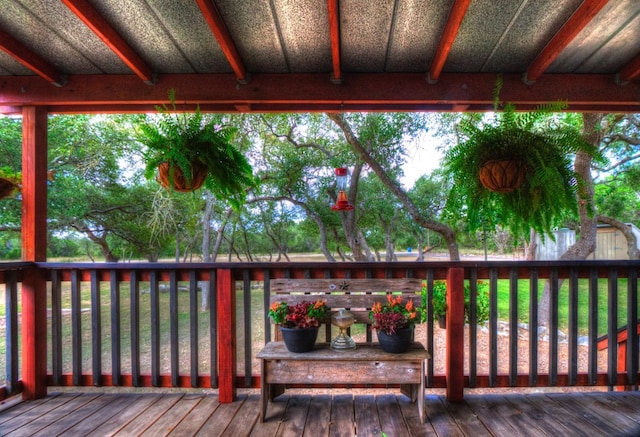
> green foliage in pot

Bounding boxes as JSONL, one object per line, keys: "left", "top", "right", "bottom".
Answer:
{"left": 443, "top": 77, "right": 604, "bottom": 238}
{"left": 138, "top": 89, "right": 255, "bottom": 209}
{"left": 423, "top": 280, "right": 489, "bottom": 325}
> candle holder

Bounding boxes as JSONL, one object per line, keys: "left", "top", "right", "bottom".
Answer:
{"left": 330, "top": 309, "right": 356, "bottom": 350}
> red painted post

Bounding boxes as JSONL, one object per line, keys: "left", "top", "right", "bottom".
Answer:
{"left": 217, "top": 268, "right": 237, "bottom": 402}
{"left": 21, "top": 106, "right": 49, "bottom": 400}
{"left": 446, "top": 267, "right": 465, "bottom": 402}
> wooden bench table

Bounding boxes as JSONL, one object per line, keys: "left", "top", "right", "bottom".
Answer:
{"left": 257, "top": 341, "right": 429, "bottom": 422}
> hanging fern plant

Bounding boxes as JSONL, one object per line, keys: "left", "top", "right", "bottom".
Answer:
{"left": 443, "top": 77, "right": 603, "bottom": 239}
{"left": 138, "top": 89, "right": 256, "bottom": 209}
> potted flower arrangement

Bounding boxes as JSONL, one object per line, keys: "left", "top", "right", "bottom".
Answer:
{"left": 138, "top": 89, "right": 255, "bottom": 209}
{"left": 268, "top": 299, "right": 328, "bottom": 352}
{"left": 369, "top": 294, "right": 422, "bottom": 353}
{"left": 443, "top": 76, "right": 603, "bottom": 239}
{"left": 426, "top": 280, "right": 490, "bottom": 329}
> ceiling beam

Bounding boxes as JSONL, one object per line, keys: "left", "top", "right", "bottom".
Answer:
{"left": 327, "top": 0, "right": 342, "bottom": 84}
{"left": 0, "top": 73, "right": 637, "bottom": 113}
{"left": 0, "top": 27, "right": 64, "bottom": 86}
{"left": 618, "top": 53, "right": 640, "bottom": 84}
{"left": 61, "top": 0, "right": 155, "bottom": 85}
{"left": 525, "top": 0, "right": 610, "bottom": 83}
{"left": 427, "top": 0, "right": 471, "bottom": 84}
{"left": 195, "top": 0, "right": 248, "bottom": 83}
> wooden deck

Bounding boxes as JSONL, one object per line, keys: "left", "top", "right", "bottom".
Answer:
{"left": 0, "top": 389, "right": 639, "bottom": 436}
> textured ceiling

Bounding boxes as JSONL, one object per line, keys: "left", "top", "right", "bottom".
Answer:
{"left": 0, "top": 0, "right": 638, "bottom": 113}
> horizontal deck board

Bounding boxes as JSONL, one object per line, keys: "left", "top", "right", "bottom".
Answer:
{"left": 0, "top": 390, "right": 638, "bottom": 436}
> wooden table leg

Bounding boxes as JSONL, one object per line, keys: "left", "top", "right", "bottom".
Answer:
{"left": 260, "top": 359, "right": 268, "bottom": 422}
{"left": 419, "top": 359, "right": 425, "bottom": 423}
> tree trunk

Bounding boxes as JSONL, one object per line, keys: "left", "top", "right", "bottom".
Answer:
{"left": 537, "top": 113, "right": 602, "bottom": 325}
{"left": 327, "top": 113, "right": 460, "bottom": 261}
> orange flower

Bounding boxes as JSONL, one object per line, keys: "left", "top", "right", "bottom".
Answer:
{"left": 405, "top": 299, "right": 413, "bottom": 312}
{"left": 270, "top": 302, "right": 280, "bottom": 312}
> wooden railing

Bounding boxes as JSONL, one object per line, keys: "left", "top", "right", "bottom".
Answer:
{"left": 0, "top": 260, "right": 638, "bottom": 402}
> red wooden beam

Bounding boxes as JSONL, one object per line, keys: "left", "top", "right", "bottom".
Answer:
{"left": 327, "top": 0, "right": 342, "bottom": 84}
{"left": 525, "top": 0, "right": 610, "bottom": 83}
{"left": 0, "top": 73, "right": 638, "bottom": 113}
{"left": 618, "top": 53, "right": 640, "bottom": 83}
{"left": 217, "top": 268, "right": 237, "bottom": 402}
{"left": 446, "top": 267, "right": 465, "bottom": 402}
{"left": 0, "top": 28, "right": 64, "bottom": 86}
{"left": 61, "top": 0, "right": 154, "bottom": 85}
{"left": 20, "top": 106, "right": 49, "bottom": 400}
{"left": 427, "top": 0, "right": 471, "bottom": 83}
{"left": 195, "top": 0, "right": 248, "bottom": 83}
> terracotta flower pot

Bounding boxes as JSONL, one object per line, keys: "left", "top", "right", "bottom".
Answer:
{"left": 157, "top": 161, "right": 207, "bottom": 192}
{"left": 479, "top": 159, "right": 526, "bottom": 193}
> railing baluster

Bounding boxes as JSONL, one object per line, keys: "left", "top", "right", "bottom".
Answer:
{"left": 549, "top": 268, "right": 559, "bottom": 386}
{"left": 588, "top": 267, "right": 598, "bottom": 385}
{"left": 568, "top": 267, "right": 578, "bottom": 386}
{"left": 150, "top": 270, "right": 160, "bottom": 387}
{"left": 130, "top": 270, "right": 141, "bottom": 387}
{"left": 607, "top": 268, "right": 618, "bottom": 387}
{"left": 468, "top": 268, "right": 477, "bottom": 388}
{"left": 489, "top": 268, "right": 498, "bottom": 387}
{"left": 71, "top": 269, "right": 82, "bottom": 385}
{"left": 90, "top": 270, "right": 102, "bottom": 386}
{"left": 529, "top": 268, "right": 538, "bottom": 386}
{"left": 627, "top": 267, "right": 638, "bottom": 387}
{"left": 110, "top": 270, "right": 121, "bottom": 386}
{"left": 263, "top": 270, "right": 271, "bottom": 344}
{"left": 243, "top": 269, "right": 252, "bottom": 387}
{"left": 189, "top": 270, "right": 198, "bottom": 388}
{"left": 51, "top": 269, "right": 62, "bottom": 386}
{"left": 209, "top": 269, "right": 218, "bottom": 389}
{"left": 425, "top": 269, "right": 434, "bottom": 387}
{"left": 170, "top": 270, "right": 179, "bottom": 387}
{"left": 509, "top": 267, "right": 518, "bottom": 386}
{"left": 6, "top": 271, "right": 18, "bottom": 393}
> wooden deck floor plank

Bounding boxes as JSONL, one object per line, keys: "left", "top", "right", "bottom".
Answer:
{"left": 249, "top": 394, "right": 289, "bottom": 437}
{"left": 424, "top": 394, "right": 466, "bottom": 437}
{"left": 2, "top": 393, "right": 101, "bottom": 437}
{"left": 354, "top": 394, "right": 383, "bottom": 437}
{"left": 576, "top": 392, "right": 640, "bottom": 433}
{"left": 168, "top": 395, "right": 220, "bottom": 436}
{"left": 81, "top": 393, "right": 161, "bottom": 436}
{"left": 278, "top": 394, "right": 312, "bottom": 437}
{"left": 545, "top": 392, "right": 629, "bottom": 436}
{"left": 60, "top": 392, "right": 143, "bottom": 436}
{"left": 302, "top": 394, "right": 332, "bottom": 437}
{"left": 114, "top": 393, "right": 184, "bottom": 436}
{"left": 220, "top": 393, "right": 261, "bottom": 437}
{"left": 31, "top": 393, "right": 129, "bottom": 437}
{"left": 0, "top": 393, "right": 62, "bottom": 425}
{"left": 463, "top": 395, "right": 523, "bottom": 437}
{"left": 480, "top": 394, "right": 549, "bottom": 437}
{"left": 376, "top": 394, "right": 411, "bottom": 437}
{"left": 397, "top": 395, "right": 437, "bottom": 437}
{"left": 329, "top": 394, "right": 356, "bottom": 437}
{"left": 0, "top": 392, "right": 72, "bottom": 432}
{"left": 521, "top": 392, "right": 612, "bottom": 437}
{"left": 196, "top": 393, "right": 247, "bottom": 437}
{"left": 441, "top": 395, "right": 492, "bottom": 437}
{"left": 504, "top": 394, "right": 585, "bottom": 437}
{"left": 141, "top": 393, "right": 205, "bottom": 437}
{"left": 585, "top": 391, "right": 640, "bottom": 425}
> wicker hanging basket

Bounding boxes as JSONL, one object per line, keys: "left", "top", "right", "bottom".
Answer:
{"left": 479, "top": 159, "right": 526, "bottom": 193}
{"left": 0, "top": 177, "right": 17, "bottom": 199}
{"left": 157, "top": 161, "right": 208, "bottom": 192}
